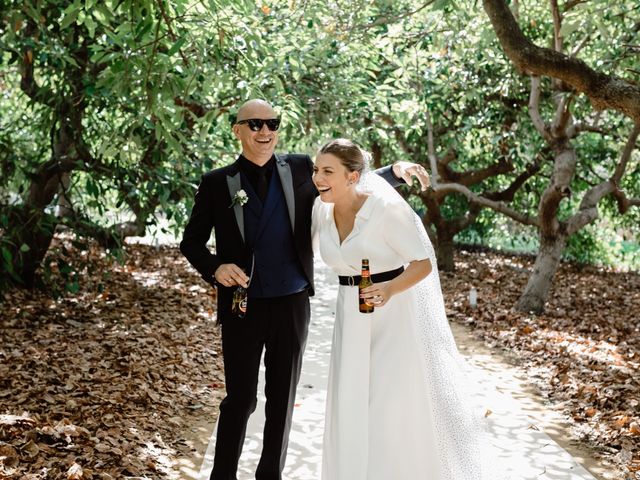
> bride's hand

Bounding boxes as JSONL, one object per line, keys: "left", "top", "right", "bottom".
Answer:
{"left": 359, "top": 283, "right": 393, "bottom": 307}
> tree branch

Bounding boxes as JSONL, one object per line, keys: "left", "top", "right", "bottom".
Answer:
{"left": 441, "top": 157, "right": 513, "bottom": 186}
{"left": 529, "top": 76, "right": 552, "bottom": 140}
{"left": 353, "top": 1, "right": 436, "bottom": 30}
{"left": 563, "top": 0, "right": 590, "bottom": 12}
{"left": 60, "top": 213, "right": 145, "bottom": 249}
{"left": 566, "top": 181, "right": 614, "bottom": 235}
{"left": 423, "top": 102, "right": 531, "bottom": 225}
{"left": 378, "top": 114, "right": 416, "bottom": 156}
{"left": 19, "top": 20, "right": 55, "bottom": 107}
{"left": 155, "top": 0, "right": 190, "bottom": 67}
{"left": 550, "top": 0, "right": 563, "bottom": 53}
{"left": 424, "top": 107, "right": 440, "bottom": 183}
{"left": 552, "top": 92, "right": 574, "bottom": 135}
{"left": 537, "top": 141, "right": 577, "bottom": 237}
{"left": 364, "top": 118, "right": 384, "bottom": 169}
{"left": 566, "top": 121, "right": 607, "bottom": 138}
{"left": 174, "top": 97, "right": 212, "bottom": 118}
{"left": 482, "top": 0, "right": 640, "bottom": 123}
{"left": 484, "top": 155, "right": 544, "bottom": 202}
{"left": 566, "top": 123, "right": 640, "bottom": 234}
{"left": 611, "top": 191, "right": 640, "bottom": 215}
{"left": 612, "top": 123, "right": 640, "bottom": 184}
{"left": 432, "top": 182, "right": 540, "bottom": 227}
{"left": 570, "top": 34, "right": 591, "bottom": 58}
{"left": 439, "top": 148, "right": 456, "bottom": 166}
{"left": 418, "top": 192, "right": 445, "bottom": 229}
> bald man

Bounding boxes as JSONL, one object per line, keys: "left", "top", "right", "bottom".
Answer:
{"left": 180, "top": 99, "right": 429, "bottom": 480}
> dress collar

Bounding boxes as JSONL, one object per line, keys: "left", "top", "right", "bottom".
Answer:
{"left": 355, "top": 194, "right": 375, "bottom": 221}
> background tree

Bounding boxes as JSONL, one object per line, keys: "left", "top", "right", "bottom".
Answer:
{"left": 0, "top": 0, "right": 361, "bottom": 291}
{"left": 1, "top": 0, "right": 638, "bottom": 300}
{"left": 285, "top": 1, "right": 546, "bottom": 271}
{"left": 477, "top": 0, "right": 640, "bottom": 312}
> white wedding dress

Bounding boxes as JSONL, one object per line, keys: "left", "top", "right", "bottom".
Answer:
{"left": 312, "top": 175, "right": 487, "bottom": 480}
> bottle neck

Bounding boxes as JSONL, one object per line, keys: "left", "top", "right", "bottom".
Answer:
{"left": 361, "top": 267, "right": 370, "bottom": 277}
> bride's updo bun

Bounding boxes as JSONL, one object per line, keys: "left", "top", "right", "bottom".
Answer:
{"left": 318, "top": 138, "right": 371, "bottom": 180}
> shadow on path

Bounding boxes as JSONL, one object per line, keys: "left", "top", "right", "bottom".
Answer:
{"left": 194, "top": 262, "right": 604, "bottom": 480}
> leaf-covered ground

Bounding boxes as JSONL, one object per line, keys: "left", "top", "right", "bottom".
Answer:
{"left": 443, "top": 248, "right": 639, "bottom": 479}
{"left": 1, "top": 240, "right": 638, "bottom": 478}
{"left": 0, "top": 239, "right": 224, "bottom": 479}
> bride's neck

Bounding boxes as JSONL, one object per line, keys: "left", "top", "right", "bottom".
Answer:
{"left": 333, "top": 190, "right": 366, "bottom": 218}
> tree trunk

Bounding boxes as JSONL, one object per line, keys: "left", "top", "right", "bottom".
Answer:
{"left": 516, "top": 234, "right": 566, "bottom": 314}
{"left": 5, "top": 205, "right": 57, "bottom": 288}
{"left": 1, "top": 25, "right": 90, "bottom": 290}
{"left": 54, "top": 172, "right": 72, "bottom": 218}
{"left": 435, "top": 233, "right": 456, "bottom": 272}
{"left": 5, "top": 116, "right": 80, "bottom": 287}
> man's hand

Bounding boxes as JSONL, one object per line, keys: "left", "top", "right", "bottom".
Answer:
{"left": 392, "top": 161, "right": 431, "bottom": 191}
{"left": 214, "top": 263, "right": 249, "bottom": 288}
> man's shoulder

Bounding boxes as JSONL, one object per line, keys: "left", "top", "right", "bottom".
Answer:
{"left": 278, "top": 152, "right": 312, "bottom": 164}
{"left": 202, "top": 162, "right": 239, "bottom": 180}
{"left": 278, "top": 153, "right": 313, "bottom": 177}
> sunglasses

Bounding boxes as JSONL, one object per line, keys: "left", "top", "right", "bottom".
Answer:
{"left": 236, "top": 118, "right": 281, "bottom": 132}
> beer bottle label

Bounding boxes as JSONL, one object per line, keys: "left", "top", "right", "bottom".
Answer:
{"left": 359, "top": 259, "right": 374, "bottom": 314}
{"left": 232, "top": 288, "right": 247, "bottom": 317}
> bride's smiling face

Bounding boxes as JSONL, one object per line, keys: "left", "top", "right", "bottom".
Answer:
{"left": 313, "top": 153, "right": 358, "bottom": 204}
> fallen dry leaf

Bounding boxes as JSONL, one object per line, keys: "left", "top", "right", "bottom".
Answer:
{"left": 67, "top": 462, "right": 83, "bottom": 479}
{"left": 0, "top": 444, "right": 19, "bottom": 467}
{"left": 0, "top": 238, "right": 225, "bottom": 479}
{"left": 1, "top": 240, "right": 638, "bottom": 479}
{"left": 443, "top": 248, "right": 640, "bottom": 478}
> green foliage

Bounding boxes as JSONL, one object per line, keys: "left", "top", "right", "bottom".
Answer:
{"left": 455, "top": 212, "right": 540, "bottom": 252}
{"left": 0, "top": 0, "right": 638, "bottom": 294}
{"left": 564, "top": 225, "right": 640, "bottom": 271}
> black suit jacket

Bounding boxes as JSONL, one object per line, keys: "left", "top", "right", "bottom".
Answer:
{"left": 180, "top": 153, "right": 317, "bottom": 321}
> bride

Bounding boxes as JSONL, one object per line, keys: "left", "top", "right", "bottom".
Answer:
{"left": 311, "top": 138, "right": 486, "bottom": 479}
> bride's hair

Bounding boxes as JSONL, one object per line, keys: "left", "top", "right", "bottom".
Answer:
{"left": 317, "top": 138, "right": 371, "bottom": 180}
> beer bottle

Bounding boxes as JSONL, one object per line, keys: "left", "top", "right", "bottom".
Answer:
{"left": 358, "top": 259, "right": 374, "bottom": 314}
{"left": 232, "top": 284, "right": 248, "bottom": 318}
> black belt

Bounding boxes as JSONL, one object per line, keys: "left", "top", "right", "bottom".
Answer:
{"left": 338, "top": 266, "right": 404, "bottom": 286}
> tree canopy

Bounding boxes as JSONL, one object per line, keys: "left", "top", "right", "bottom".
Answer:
{"left": 0, "top": 0, "right": 638, "bottom": 311}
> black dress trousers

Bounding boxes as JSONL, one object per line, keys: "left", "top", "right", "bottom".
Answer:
{"left": 210, "top": 289, "right": 310, "bottom": 480}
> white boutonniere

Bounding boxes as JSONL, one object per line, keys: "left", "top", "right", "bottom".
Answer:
{"left": 230, "top": 189, "right": 248, "bottom": 208}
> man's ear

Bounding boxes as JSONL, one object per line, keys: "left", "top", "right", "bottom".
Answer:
{"left": 232, "top": 124, "right": 241, "bottom": 139}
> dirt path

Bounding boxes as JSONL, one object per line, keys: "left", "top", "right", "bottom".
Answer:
{"left": 451, "top": 322, "right": 616, "bottom": 480}
{"left": 1, "top": 240, "right": 621, "bottom": 479}
{"left": 174, "top": 412, "right": 218, "bottom": 480}
{"left": 176, "top": 314, "right": 614, "bottom": 480}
